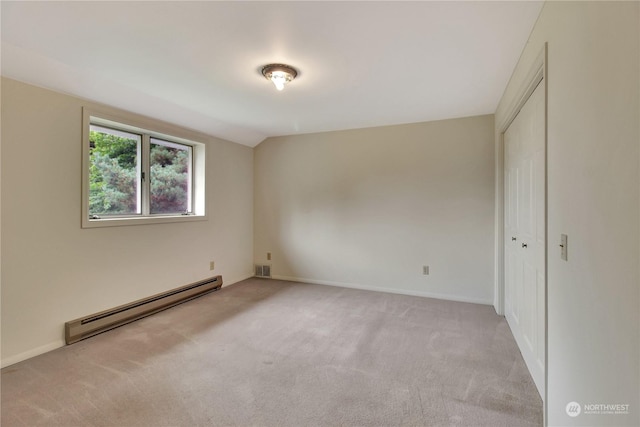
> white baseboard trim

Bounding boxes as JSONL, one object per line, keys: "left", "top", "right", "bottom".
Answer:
{"left": 1, "top": 274, "right": 254, "bottom": 369}
{"left": 1, "top": 339, "right": 65, "bottom": 368}
{"left": 1, "top": 274, "right": 488, "bottom": 368}
{"left": 222, "top": 273, "right": 254, "bottom": 288}
{"left": 272, "top": 275, "right": 493, "bottom": 306}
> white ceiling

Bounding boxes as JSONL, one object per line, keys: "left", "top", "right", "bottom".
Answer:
{"left": 1, "top": 1, "right": 543, "bottom": 147}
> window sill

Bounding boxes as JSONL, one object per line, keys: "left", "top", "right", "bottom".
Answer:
{"left": 82, "top": 214, "right": 207, "bottom": 229}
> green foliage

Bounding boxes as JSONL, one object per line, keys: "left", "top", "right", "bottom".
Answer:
{"left": 89, "top": 131, "right": 190, "bottom": 216}
{"left": 89, "top": 131, "right": 138, "bottom": 215}
{"left": 150, "top": 144, "right": 189, "bottom": 214}
{"left": 90, "top": 131, "right": 137, "bottom": 169}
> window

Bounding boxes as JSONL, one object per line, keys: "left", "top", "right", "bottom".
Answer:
{"left": 149, "top": 138, "right": 192, "bottom": 215}
{"left": 82, "top": 107, "right": 206, "bottom": 228}
{"left": 89, "top": 125, "right": 142, "bottom": 216}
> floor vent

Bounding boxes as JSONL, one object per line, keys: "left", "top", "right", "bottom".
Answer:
{"left": 255, "top": 264, "right": 271, "bottom": 278}
{"left": 65, "top": 275, "right": 223, "bottom": 345}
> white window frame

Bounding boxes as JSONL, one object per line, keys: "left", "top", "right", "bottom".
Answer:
{"left": 82, "top": 107, "right": 206, "bottom": 228}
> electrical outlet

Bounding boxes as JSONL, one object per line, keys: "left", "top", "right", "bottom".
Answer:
{"left": 267, "top": 252, "right": 272, "bottom": 261}
{"left": 423, "top": 265, "right": 429, "bottom": 275}
{"left": 210, "top": 261, "right": 215, "bottom": 271}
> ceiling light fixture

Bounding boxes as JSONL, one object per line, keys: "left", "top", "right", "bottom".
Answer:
{"left": 261, "top": 64, "right": 298, "bottom": 91}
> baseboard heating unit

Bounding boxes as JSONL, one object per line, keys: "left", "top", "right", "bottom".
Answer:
{"left": 65, "top": 275, "right": 223, "bottom": 344}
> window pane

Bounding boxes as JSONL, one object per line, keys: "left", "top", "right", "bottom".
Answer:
{"left": 89, "top": 125, "right": 141, "bottom": 216}
{"left": 150, "top": 138, "right": 191, "bottom": 214}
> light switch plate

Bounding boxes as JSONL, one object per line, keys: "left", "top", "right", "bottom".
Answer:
{"left": 560, "top": 234, "right": 568, "bottom": 261}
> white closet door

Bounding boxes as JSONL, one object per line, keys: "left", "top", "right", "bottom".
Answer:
{"left": 504, "top": 80, "right": 545, "bottom": 397}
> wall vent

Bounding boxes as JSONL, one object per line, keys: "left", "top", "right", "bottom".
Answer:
{"left": 65, "top": 275, "right": 223, "bottom": 344}
{"left": 255, "top": 264, "right": 271, "bottom": 278}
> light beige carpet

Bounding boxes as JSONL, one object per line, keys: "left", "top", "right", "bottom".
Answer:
{"left": 1, "top": 278, "right": 542, "bottom": 426}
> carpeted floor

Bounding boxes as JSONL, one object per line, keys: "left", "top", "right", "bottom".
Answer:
{"left": 1, "top": 278, "right": 542, "bottom": 426}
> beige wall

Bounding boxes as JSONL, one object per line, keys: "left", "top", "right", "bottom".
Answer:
{"left": 254, "top": 115, "right": 495, "bottom": 304}
{"left": 496, "top": 2, "right": 639, "bottom": 425}
{"left": 0, "top": 78, "right": 254, "bottom": 366}
{"left": 5, "top": 4, "right": 638, "bottom": 421}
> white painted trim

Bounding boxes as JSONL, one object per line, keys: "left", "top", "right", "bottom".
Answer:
{"left": 81, "top": 106, "right": 207, "bottom": 228}
{"left": 1, "top": 339, "right": 65, "bottom": 368}
{"left": 493, "top": 131, "right": 505, "bottom": 315}
{"left": 272, "top": 275, "right": 493, "bottom": 306}
{"left": 0, "top": 273, "right": 490, "bottom": 367}
{"left": 221, "top": 273, "right": 254, "bottom": 288}
{"left": 496, "top": 52, "right": 545, "bottom": 132}
{"left": 494, "top": 44, "right": 546, "bottom": 316}
{"left": 494, "top": 42, "right": 548, "bottom": 423}
{"left": 1, "top": 273, "right": 253, "bottom": 368}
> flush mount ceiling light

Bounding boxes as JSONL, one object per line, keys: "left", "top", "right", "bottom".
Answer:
{"left": 261, "top": 63, "right": 298, "bottom": 91}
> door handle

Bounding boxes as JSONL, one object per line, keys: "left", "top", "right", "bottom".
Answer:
{"left": 522, "top": 243, "right": 528, "bottom": 248}
{"left": 512, "top": 237, "right": 517, "bottom": 241}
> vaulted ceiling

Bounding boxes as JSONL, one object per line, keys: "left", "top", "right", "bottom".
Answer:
{"left": 1, "top": 1, "right": 543, "bottom": 147}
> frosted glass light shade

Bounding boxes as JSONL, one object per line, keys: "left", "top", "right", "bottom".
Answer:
{"left": 261, "top": 64, "right": 297, "bottom": 91}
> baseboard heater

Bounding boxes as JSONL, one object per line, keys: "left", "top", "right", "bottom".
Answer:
{"left": 65, "top": 275, "right": 223, "bottom": 345}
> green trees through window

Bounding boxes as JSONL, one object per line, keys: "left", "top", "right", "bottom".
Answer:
{"left": 89, "top": 125, "right": 191, "bottom": 216}
{"left": 150, "top": 139, "right": 190, "bottom": 214}
{"left": 89, "top": 128, "right": 139, "bottom": 215}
